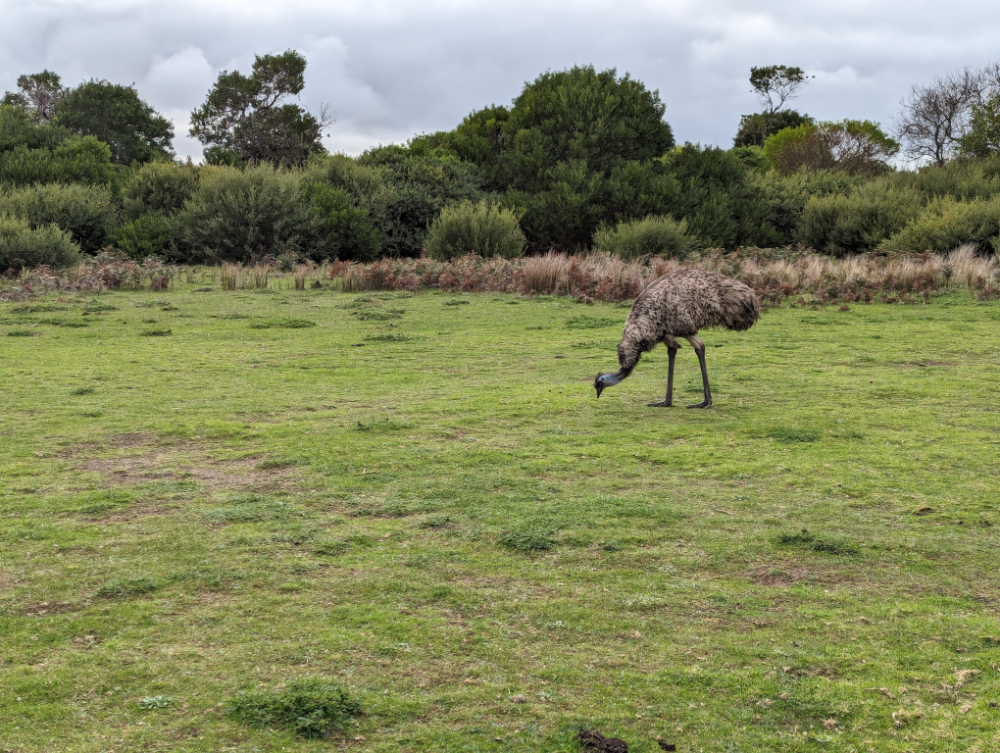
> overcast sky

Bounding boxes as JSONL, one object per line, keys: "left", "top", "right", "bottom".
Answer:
{"left": 3, "top": 0, "right": 1000, "bottom": 162}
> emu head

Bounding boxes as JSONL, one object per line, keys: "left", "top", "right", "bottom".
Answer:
{"left": 594, "top": 372, "right": 621, "bottom": 398}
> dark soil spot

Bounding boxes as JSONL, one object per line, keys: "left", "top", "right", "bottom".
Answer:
{"left": 578, "top": 729, "right": 628, "bottom": 753}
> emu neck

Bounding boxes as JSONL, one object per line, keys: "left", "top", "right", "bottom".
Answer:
{"left": 604, "top": 372, "right": 626, "bottom": 387}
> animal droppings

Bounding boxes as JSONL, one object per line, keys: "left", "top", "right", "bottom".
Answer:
{"left": 578, "top": 729, "right": 629, "bottom": 753}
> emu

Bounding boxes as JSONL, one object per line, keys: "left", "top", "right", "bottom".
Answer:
{"left": 594, "top": 269, "right": 760, "bottom": 408}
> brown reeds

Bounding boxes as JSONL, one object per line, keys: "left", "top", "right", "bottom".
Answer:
{"left": 0, "top": 252, "right": 179, "bottom": 301}
{"left": 322, "top": 247, "right": 1000, "bottom": 305}
{"left": 5, "top": 247, "right": 998, "bottom": 304}
{"left": 220, "top": 263, "right": 270, "bottom": 291}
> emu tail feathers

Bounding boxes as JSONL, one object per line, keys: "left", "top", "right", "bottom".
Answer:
{"left": 723, "top": 282, "right": 761, "bottom": 332}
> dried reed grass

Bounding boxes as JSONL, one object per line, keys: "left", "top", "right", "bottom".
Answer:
{"left": 322, "top": 247, "right": 999, "bottom": 305}
{"left": 5, "top": 247, "right": 997, "bottom": 305}
{"left": 220, "top": 263, "right": 270, "bottom": 291}
{"left": 0, "top": 253, "right": 178, "bottom": 302}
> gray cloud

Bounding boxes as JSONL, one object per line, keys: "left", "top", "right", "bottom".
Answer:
{"left": 3, "top": 0, "right": 1000, "bottom": 160}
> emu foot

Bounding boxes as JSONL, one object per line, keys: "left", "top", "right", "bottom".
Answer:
{"left": 646, "top": 400, "right": 673, "bottom": 408}
{"left": 686, "top": 399, "right": 712, "bottom": 409}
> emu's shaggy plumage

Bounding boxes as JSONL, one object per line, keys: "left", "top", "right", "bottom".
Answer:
{"left": 594, "top": 269, "right": 760, "bottom": 408}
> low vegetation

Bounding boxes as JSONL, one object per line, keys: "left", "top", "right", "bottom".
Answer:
{"left": 1, "top": 278, "right": 998, "bottom": 750}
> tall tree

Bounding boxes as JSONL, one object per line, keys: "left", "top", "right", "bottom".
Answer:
{"left": 53, "top": 80, "right": 174, "bottom": 165}
{"left": 895, "top": 67, "right": 990, "bottom": 166}
{"left": 497, "top": 65, "right": 676, "bottom": 249}
{"left": 189, "top": 50, "right": 330, "bottom": 167}
{"left": 503, "top": 65, "right": 674, "bottom": 192}
{"left": 1, "top": 70, "right": 67, "bottom": 122}
{"left": 751, "top": 66, "right": 812, "bottom": 115}
{"left": 739, "top": 65, "right": 813, "bottom": 147}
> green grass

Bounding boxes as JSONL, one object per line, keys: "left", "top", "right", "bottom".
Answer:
{"left": 1, "top": 283, "right": 999, "bottom": 751}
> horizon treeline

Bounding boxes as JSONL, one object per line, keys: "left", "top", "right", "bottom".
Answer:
{"left": 4, "top": 53, "right": 1000, "bottom": 271}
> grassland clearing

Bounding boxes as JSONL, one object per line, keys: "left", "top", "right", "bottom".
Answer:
{"left": 1, "top": 280, "right": 999, "bottom": 751}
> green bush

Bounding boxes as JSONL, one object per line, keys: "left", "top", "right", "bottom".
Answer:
{"left": 426, "top": 199, "right": 525, "bottom": 260}
{"left": 0, "top": 183, "right": 116, "bottom": 252}
{"left": 0, "top": 145, "right": 60, "bottom": 186}
{"left": 111, "top": 211, "right": 174, "bottom": 260}
{"left": 302, "top": 182, "right": 381, "bottom": 261}
{"left": 906, "top": 157, "right": 1000, "bottom": 202}
{"left": 359, "top": 147, "right": 491, "bottom": 257}
{"left": 0, "top": 104, "right": 71, "bottom": 154}
{"left": 121, "top": 161, "right": 198, "bottom": 221}
{"left": 0, "top": 215, "right": 80, "bottom": 269}
{"left": 797, "top": 182, "right": 921, "bottom": 255}
{"left": 881, "top": 196, "right": 1000, "bottom": 254}
{"left": 592, "top": 215, "right": 696, "bottom": 259}
{"left": 0, "top": 135, "right": 113, "bottom": 188}
{"left": 51, "top": 137, "right": 116, "bottom": 186}
{"left": 227, "top": 678, "right": 362, "bottom": 739}
{"left": 662, "top": 144, "right": 783, "bottom": 248}
{"left": 176, "top": 165, "right": 312, "bottom": 263}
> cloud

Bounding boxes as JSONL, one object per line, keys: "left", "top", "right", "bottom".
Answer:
{"left": 2, "top": 0, "right": 1000, "bottom": 159}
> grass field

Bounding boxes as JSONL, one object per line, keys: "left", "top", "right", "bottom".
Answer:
{"left": 1, "top": 280, "right": 998, "bottom": 752}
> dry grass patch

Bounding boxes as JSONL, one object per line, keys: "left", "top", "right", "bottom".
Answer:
{"left": 73, "top": 439, "right": 305, "bottom": 494}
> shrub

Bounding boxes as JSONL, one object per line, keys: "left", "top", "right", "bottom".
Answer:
{"left": 302, "top": 182, "right": 381, "bottom": 262}
{"left": 592, "top": 215, "right": 696, "bottom": 259}
{"left": 175, "top": 165, "right": 312, "bottom": 263}
{"left": 426, "top": 199, "right": 525, "bottom": 260}
{"left": 662, "top": 144, "right": 782, "bottom": 248}
{"left": 0, "top": 215, "right": 80, "bottom": 269}
{"left": 0, "top": 183, "right": 116, "bottom": 253}
{"left": 881, "top": 196, "right": 1000, "bottom": 254}
{"left": 111, "top": 212, "right": 174, "bottom": 260}
{"left": 762, "top": 123, "right": 829, "bottom": 174}
{"left": 51, "top": 136, "right": 116, "bottom": 186}
{"left": 121, "top": 161, "right": 198, "bottom": 221}
{"left": 367, "top": 156, "right": 490, "bottom": 258}
{"left": 227, "top": 678, "right": 362, "bottom": 739}
{"left": 797, "top": 182, "right": 922, "bottom": 256}
{"left": 0, "top": 136, "right": 113, "bottom": 188}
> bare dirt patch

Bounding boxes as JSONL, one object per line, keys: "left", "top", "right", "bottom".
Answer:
{"left": 747, "top": 566, "right": 813, "bottom": 587}
{"left": 18, "top": 600, "right": 86, "bottom": 617}
{"left": 72, "top": 436, "right": 303, "bottom": 494}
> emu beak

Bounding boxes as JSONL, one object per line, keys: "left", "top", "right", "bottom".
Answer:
{"left": 595, "top": 383, "right": 604, "bottom": 399}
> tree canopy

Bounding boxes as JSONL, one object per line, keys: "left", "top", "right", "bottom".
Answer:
{"left": 1, "top": 70, "right": 67, "bottom": 122}
{"left": 189, "top": 50, "right": 329, "bottom": 168}
{"left": 52, "top": 80, "right": 174, "bottom": 165}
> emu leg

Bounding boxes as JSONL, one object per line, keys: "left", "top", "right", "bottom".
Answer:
{"left": 647, "top": 346, "right": 677, "bottom": 407}
{"left": 687, "top": 339, "right": 713, "bottom": 409}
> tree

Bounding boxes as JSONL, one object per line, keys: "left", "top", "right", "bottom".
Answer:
{"left": 503, "top": 65, "right": 674, "bottom": 193}
{"left": 763, "top": 120, "right": 899, "bottom": 177}
{"left": 751, "top": 65, "right": 812, "bottom": 116}
{"left": 1, "top": 70, "right": 66, "bottom": 122}
{"left": 190, "top": 50, "right": 329, "bottom": 167}
{"left": 53, "top": 80, "right": 174, "bottom": 164}
{"left": 957, "top": 92, "right": 1000, "bottom": 158}
{"left": 825, "top": 120, "right": 900, "bottom": 176}
{"left": 895, "top": 68, "right": 989, "bottom": 166}
{"left": 733, "top": 109, "right": 813, "bottom": 148}
{"left": 497, "top": 65, "right": 675, "bottom": 248}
